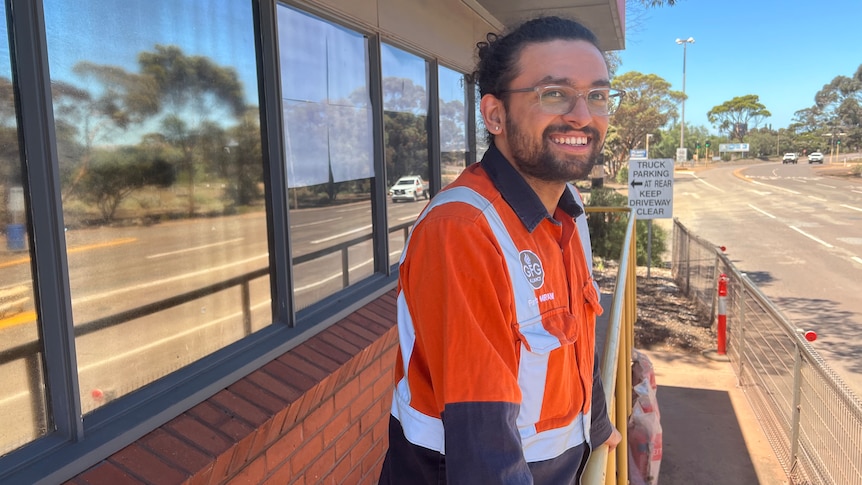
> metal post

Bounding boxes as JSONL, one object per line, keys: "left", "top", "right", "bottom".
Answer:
{"left": 790, "top": 344, "right": 803, "bottom": 469}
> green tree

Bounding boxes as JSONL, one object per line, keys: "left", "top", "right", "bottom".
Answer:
{"left": 80, "top": 146, "right": 175, "bottom": 223}
{"left": 137, "top": 45, "right": 247, "bottom": 216}
{"left": 609, "top": 71, "right": 683, "bottom": 175}
{"left": 707, "top": 95, "right": 771, "bottom": 142}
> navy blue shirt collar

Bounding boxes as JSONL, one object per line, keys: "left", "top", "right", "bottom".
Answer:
{"left": 480, "top": 143, "right": 584, "bottom": 232}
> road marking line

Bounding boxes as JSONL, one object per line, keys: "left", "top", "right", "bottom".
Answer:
{"left": 0, "top": 310, "right": 36, "bottom": 330}
{"left": 853, "top": 190, "right": 862, "bottom": 195}
{"left": 147, "top": 238, "right": 244, "bottom": 259}
{"left": 807, "top": 195, "right": 827, "bottom": 202}
{"left": 693, "top": 176, "right": 725, "bottom": 192}
{"left": 817, "top": 183, "right": 837, "bottom": 188}
{"left": 853, "top": 256, "right": 862, "bottom": 265}
{"left": 841, "top": 204, "right": 862, "bottom": 212}
{"left": 789, "top": 226, "right": 834, "bottom": 248}
{"left": 291, "top": 217, "right": 341, "bottom": 228}
{"left": 749, "top": 179, "right": 801, "bottom": 195}
{"left": 0, "top": 238, "right": 138, "bottom": 269}
{"left": 748, "top": 204, "right": 776, "bottom": 219}
{"left": 310, "top": 224, "right": 372, "bottom": 244}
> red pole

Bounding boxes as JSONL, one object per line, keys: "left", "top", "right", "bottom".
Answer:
{"left": 717, "top": 274, "right": 728, "bottom": 355}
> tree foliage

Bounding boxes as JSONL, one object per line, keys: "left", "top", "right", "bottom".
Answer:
{"left": 707, "top": 95, "right": 771, "bottom": 141}
{"left": 608, "top": 71, "right": 683, "bottom": 174}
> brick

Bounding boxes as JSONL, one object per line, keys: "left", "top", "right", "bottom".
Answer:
{"left": 342, "top": 462, "right": 364, "bottom": 485}
{"left": 263, "top": 359, "right": 318, "bottom": 394}
{"left": 325, "top": 456, "right": 353, "bottom": 485}
{"left": 140, "top": 428, "right": 211, "bottom": 475}
{"left": 228, "top": 379, "right": 286, "bottom": 415}
{"left": 290, "top": 433, "right": 323, "bottom": 476}
{"left": 334, "top": 378, "right": 361, "bottom": 410}
{"left": 210, "top": 389, "right": 270, "bottom": 428}
{"left": 224, "top": 455, "right": 266, "bottom": 485}
{"left": 266, "top": 423, "right": 303, "bottom": 465}
{"left": 208, "top": 449, "right": 236, "bottom": 484}
{"left": 320, "top": 328, "right": 364, "bottom": 353}
{"left": 277, "top": 352, "right": 329, "bottom": 382}
{"left": 247, "top": 368, "right": 303, "bottom": 403}
{"left": 334, "top": 422, "right": 361, "bottom": 461}
{"left": 74, "top": 461, "right": 146, "bottom": 485}
{"left": 301, "top": 398, "right": 335, "bottom": 438}
{"left": 292, "top": 343, "right": 341, "bottom": 374}
{"left": 305, "top": 338, "right": 351, "bottom": 365}
{"left": 165, "top": 414, "right": 232, "bottom": 457}
{"left": 322, "top": 406, "right": 350, "bottom": 448}
{"left": 303, "top": 447, "right": 336, "bottom": 484}
{"left": 261, "top": 459, "right": 295, "bottom": 485}
{"left": 187, "top": 401, "right": 254, "bottom": 443}
{"left": 349, "top": 386, "right": 375, "bottom": 422}
{"left": 349, "top": 432, "right": 374, "bottom": 468}
{"left": 226, "top": 430, "right": 259, "bottom": 477}
{"left": 110, "top": 444, "right": 187, "bottom": 485}
{"left": 339, "top": 320, "right": 380, "bottom": 344}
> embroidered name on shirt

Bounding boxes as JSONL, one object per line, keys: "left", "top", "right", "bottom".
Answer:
{"left": 520, "top": 250, "right": 544, "bottom": 289}
{"left": 539, "top": 292, "right": 555, "bottom": 302}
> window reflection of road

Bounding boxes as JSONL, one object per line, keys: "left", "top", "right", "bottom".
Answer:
{"left": 0, "top": 198, "right": 425, "bottom": 435}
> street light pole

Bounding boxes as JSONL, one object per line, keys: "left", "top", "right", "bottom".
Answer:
{"left": 676, "top": 37, "right": 695, "bottom": 153}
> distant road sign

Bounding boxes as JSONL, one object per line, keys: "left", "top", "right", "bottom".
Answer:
{"left": 675, "top": 147, "right": 687, "bottom": 163}
{"left": 718, "top": 143, "right": 750, "bottom": 152}
{"left": 630, "top": 149, "right": 647, "bottom": 159}
{"left": 628, "top": 158, "right": 674, "bottom": 219}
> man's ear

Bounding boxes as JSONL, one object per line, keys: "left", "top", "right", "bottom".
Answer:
{"left": 479, "top": 94, "right": 505, "bottom": 135}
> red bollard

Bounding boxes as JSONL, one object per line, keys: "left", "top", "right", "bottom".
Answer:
{"left": 717, "top": 273, "right": 729, "bottom": 355}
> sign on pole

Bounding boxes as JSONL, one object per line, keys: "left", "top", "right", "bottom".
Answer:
{"left": 627, "top": 158, "right": 674, "bottom": 219}
{"left": 630, "top": 149, "right": 647, "bottom": 159}
{"left": 675, "top": 147, "right": 687, "bottom": 164}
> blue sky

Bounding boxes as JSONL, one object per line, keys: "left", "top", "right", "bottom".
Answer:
{"left": 616, "top": 0, "right": 862, "bottom": 133}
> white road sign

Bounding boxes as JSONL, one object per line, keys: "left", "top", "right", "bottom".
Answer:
{"left": 628, "top": 158, "right": 674, "bottom": 219}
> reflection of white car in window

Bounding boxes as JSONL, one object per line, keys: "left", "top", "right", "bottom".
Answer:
{"left": 389, "top": 176, "right": 429, "bottom": 202}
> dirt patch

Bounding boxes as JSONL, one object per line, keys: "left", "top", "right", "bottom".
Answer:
{"left": 595, "top": 260, "right": 716, "bottom": 354}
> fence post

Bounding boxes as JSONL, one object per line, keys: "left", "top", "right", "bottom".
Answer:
{"left": 717, "top": 273, "right": 729, "bottom": 355}
{"left": 789, "top": 344, "right": 803, "bottom": 470}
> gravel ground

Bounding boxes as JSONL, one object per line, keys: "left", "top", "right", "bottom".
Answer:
{"left": 594, "top": 259, "right": 716, "bottom": 354}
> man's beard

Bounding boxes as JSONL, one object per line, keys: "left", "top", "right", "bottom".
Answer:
{"left": 506, "top": 119, "right": 602, "bottom": 182}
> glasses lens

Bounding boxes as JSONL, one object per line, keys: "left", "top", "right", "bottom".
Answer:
{"left": 537, "top": 86, "right": 574, "bottom": 114}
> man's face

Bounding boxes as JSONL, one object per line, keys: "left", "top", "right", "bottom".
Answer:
{"left": 493, "top": 40, "right": 610, "bottom": 182}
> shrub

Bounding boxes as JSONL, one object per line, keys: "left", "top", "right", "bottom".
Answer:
{"left": 585, "top": 188, "right": 667, "bottom": 266}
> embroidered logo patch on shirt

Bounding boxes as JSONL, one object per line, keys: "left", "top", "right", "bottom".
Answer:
{"left": 519, "top": 250, "right": 544, "bottom": 289}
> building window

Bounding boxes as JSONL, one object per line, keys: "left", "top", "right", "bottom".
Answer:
{"left": 42, "top": 0, "right": 268, "bottom": 416}
{"left": 381, "top": 43, "right": 429, "bottom": 267}
{"left": 0, "top": 0, "right": 47, "bottom": 456}
{"left": 438, "top": 66, "right": 468, "bottom": 187}
{"left": 277, "top": 6, "right": 376, "bottom": 311}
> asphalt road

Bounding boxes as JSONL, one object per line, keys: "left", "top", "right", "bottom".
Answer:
{"left": 663, "top": 158, "right": 862, "bottom": 396}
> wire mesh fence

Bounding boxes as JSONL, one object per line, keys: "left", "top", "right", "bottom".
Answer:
{"left": 672, "top": 218, "right": 862, "bottom": 485}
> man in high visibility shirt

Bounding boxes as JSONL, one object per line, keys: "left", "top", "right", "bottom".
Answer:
{"left": 379, "top": 16, "right": 623, "bottom": 484}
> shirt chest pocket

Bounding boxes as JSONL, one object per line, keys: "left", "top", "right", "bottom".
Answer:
{"left": 514, "top": 307, "right": 581, "bottom": 354}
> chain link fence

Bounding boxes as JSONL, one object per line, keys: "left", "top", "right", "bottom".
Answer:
{"left": 672, "top": 219, "right": 862, "bottom": 485}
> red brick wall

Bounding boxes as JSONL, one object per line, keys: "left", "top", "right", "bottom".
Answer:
{"left": 66, "top": 290, "right": 398, "bottom": 485}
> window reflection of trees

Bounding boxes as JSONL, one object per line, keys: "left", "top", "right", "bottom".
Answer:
{"left": 52, "top": 45, "right": 263, "bottom": 227}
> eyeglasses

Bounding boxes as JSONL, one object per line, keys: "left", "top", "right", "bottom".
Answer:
{"left": 499, "top": 85, "right": 626, "bottom": 116}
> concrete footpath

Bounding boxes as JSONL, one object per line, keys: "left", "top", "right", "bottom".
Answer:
{"left": 640, "top": 349, "right": 788, "bottom": 485}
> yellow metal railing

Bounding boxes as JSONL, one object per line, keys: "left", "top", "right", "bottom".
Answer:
{"left": 583, "top": 207, "right": 638, "bottom": 485}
